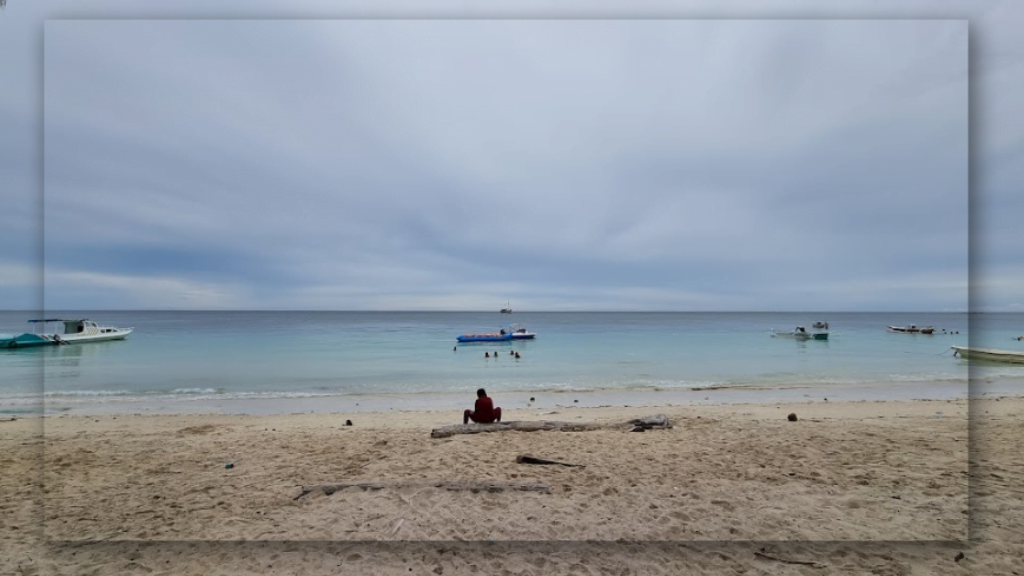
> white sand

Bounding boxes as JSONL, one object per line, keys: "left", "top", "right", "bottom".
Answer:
{"left": 2, "top": 394, "right": 1021, "bottom": 575}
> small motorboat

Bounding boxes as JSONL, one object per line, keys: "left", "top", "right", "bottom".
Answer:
{"left": 951, "top": 346, "right": 1024, "bottom": 364}
{"left": 887, "top": 325, "right": 934, "bottom": 335}
{"left": 2, "top": 318, "right": 133, "bottom": 349}
{"left": 457, "top": 333, "right": 512, "bottom": 343}
{"left": 501, "top": 323, "right": 536, "bottom": 340}
{"left": 35, "top": 318, "right": 133, "bottom": 343}
{"left": 772, "top": 327, "right": 828, "bottom": 341}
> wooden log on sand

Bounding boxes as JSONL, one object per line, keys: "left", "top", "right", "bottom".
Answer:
{"left": 516, "top": 454, "right": 584, "bottom": 468}
{"left": 429, "top": 415, "right": 671, "bottom": 439}
{"left": 295, "top": 480, "right": 551, "bottom": 500}
{"left": 431, "top": 420, "right": 602, "bottom": 438}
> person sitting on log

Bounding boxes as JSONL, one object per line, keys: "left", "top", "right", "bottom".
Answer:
{"left": 464, "top": 388, "right": 502, "bottom": 424}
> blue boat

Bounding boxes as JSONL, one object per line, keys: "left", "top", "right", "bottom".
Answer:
{"left": 456, "top": 333, "right": 513, "bottom": 343}
{"left": 0, "top": 332, "right": 58, "bottom": 349}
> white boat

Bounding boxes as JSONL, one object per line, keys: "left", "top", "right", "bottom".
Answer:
{"left": 500, "top": 322, "right": 536, "bottom": 340}
{"left": 29, "top": 318, "right": 133, "bottom": 344}
{"left": 950, "top": 346, "right": 1024, "bottom": 364}
{"left": 888, "top": 325, "right": 935, "bottom": 335}
{"left": 772, "top": 327, "right": 828, "bottom": 341}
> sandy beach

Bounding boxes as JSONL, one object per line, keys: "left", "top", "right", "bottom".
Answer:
{"left": 3, "top": 394, "right": 1022, "bottom": 575}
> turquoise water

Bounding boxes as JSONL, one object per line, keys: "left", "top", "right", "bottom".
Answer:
{"left": 0, "top": 311, "right": 1020, "bottom": 415}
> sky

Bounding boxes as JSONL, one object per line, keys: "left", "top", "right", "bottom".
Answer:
{"left": 1, "top": 1, "right": 1021, "bottom": 312}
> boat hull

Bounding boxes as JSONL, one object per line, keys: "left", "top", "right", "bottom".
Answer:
{"left": 772, "top": 331, "right": 811, "bottom": 340}
{"left": 58, "top": 328, "right": 133, "bottom": 343}
{"left": 457, "top": 333, "right": 513, "bottom": 343}
{"left": 772, "top": 331, "right": 827, "bottom": 341}
{"left": 888, "top": 326, "right": 934, "bottom": 334}
{"left": 951, "top": 346, "right": 1024, "bottom": 364}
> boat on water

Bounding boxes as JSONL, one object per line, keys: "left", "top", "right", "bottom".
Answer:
{"left": 458, "top": 321, "right": 536, "bottom": 343}
{"left": 457, "top": 332, "right": 512, "bottom": 343}
{"left": 950, "top": 345, "right": 1024, "bottom": 364}
{"left": 500, "top": 302, "right": 512, "bottom": 314}
{"left": 501, "top": 323, "right": 536, "bottom": 340}
{"left": 812, "top": 321, "right": 829, "bottom": 329}
{"left": 0, "top": 332, "right": 56, "bottom": 349}
{"left": 0, "top": 318, "right": 133, "bottom": 349}
{"left": 772, "top": 327, "right": 828, "bottom": 341}
{"left": 888, "top": 325, "right": 935, "bottom": 335}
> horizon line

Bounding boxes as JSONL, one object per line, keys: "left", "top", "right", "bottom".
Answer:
{"left": 0, "top": 309, "right": 983, "bottom": 313}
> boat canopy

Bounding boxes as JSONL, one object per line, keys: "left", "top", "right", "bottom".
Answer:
{"left": 26, "top": 319, "right": 95, "bottom": 335}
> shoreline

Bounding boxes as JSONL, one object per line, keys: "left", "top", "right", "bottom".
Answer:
{"left": 34, "top": 392, "right": 994, "bottom": 429}
{"left": 6, "top": 376, "right": 1013, "bottom": 417}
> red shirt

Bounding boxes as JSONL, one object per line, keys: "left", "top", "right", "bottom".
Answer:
{"left": 474, "top": 396, "right": 496, "bottom": 423}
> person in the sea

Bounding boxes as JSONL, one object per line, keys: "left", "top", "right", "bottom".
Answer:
{"left": 464, "top": 388, "right": 502, "bottom": 424}
{"left": 485, "top": 352, "right": 490, "bottom": 358}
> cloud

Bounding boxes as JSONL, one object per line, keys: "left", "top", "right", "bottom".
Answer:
{"left": 0, "top": 5, "right": 1006, "bottom": 310}
{"left": 31, "top": 19, "right": 971, "bottom": 311}
{"left": 43, "top": 268, "right": 255, "bottom": 310}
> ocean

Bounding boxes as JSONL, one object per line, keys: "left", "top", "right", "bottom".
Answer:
{"left": 1, "top": 311, "right": 1020, "bottom": 416}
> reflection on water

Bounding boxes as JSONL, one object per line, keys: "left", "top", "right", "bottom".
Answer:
{"left": 0, "top": 340, "right": 131, "bottom": 390}
{"left": 43, "top": 339, "right": 132, "bottom": 383}
{"left": 49, "top": 342, "right": 84, "bottom": 367}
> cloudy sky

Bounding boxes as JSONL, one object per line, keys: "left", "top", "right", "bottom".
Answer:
{"left": 3, "top": 1, "right": 1022, "bottom": 312}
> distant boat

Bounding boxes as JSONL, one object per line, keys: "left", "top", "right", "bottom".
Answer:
{"left": 950, "top": 346, "right": 1024, "bottom": 364}
{"left": 457, "top": 332, "right": 512, "bottom": 343}
{"left": 500, "top": 302, "right": 512, "bottom": 314}
{"left": 1, "top": 318, "right": 133, "bottom": 349}
{"left": 38, "top": 319, "right": 133, "bottom": 343}
{"left": 888, "top": 325, "right": 934, "bottom": 335}
{"left": 772, "top": 327, "right": 828, "bottom": 341}
{"left": 812, "top": 321, "right": 829, "bottom": 329}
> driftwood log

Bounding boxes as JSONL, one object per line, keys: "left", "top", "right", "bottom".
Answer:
{"left": 430, "top": 415, "right": 671, "bottom": 438}
{"left": 516, "top": 454, "right": 584, "bottom": 468}
{"left": 295, "top": 480, "right": 551, "bottom": 500}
